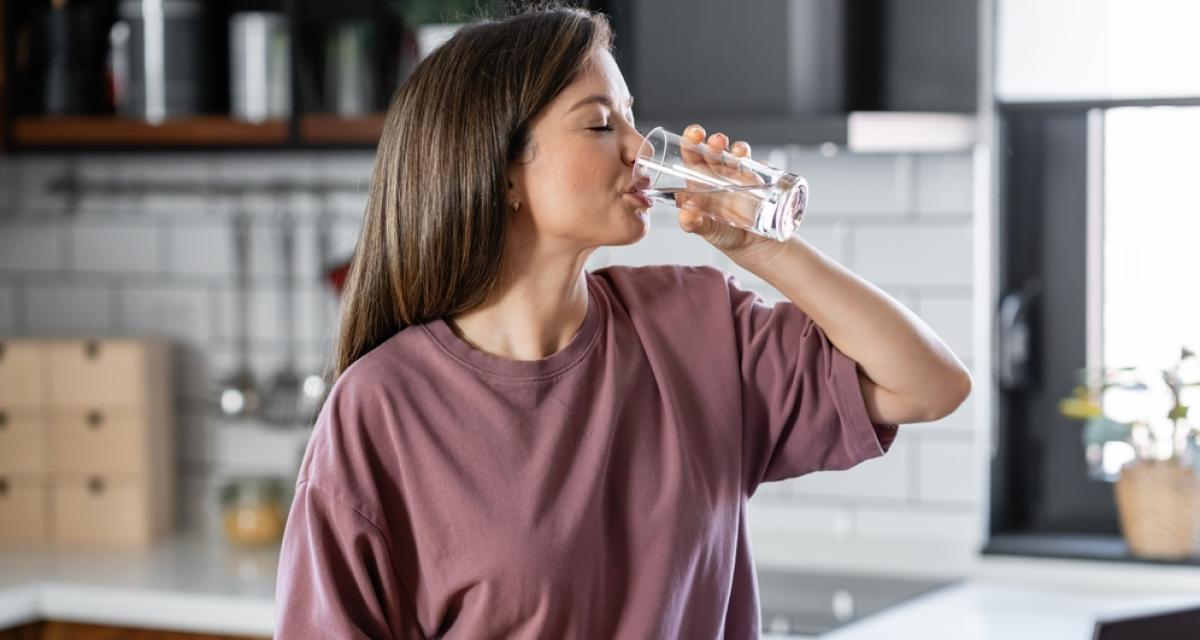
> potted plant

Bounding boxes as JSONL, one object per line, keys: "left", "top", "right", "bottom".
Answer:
{"left": 1059, "top": 348, "right": 1200, "bottom": 559}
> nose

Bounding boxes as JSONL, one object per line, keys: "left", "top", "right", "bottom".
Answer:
{"left": 623, "top": 127, "right": 651, "bottom": 167}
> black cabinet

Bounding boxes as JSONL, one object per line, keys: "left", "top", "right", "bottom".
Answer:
{"left": 611, "top": 0, "right": 979, "bottom": 148}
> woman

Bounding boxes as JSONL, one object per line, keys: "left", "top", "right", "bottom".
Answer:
{"left": 275, "top": 5, "right": 971, "bottom": 639}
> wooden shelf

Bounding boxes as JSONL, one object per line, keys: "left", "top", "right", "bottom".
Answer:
{"left": 13, "top": 116, "right": 290, "bottom": 148}
{"left": 299, "top": 113, "right": 386, "bottom": 145}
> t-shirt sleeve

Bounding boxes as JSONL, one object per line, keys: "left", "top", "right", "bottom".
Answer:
{"left": 725, "top": 272, "right": 899, "bottom": 494}
{"left": 275, "top": 481, "right": 426, "bottom": 639}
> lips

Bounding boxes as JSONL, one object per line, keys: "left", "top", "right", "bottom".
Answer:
{"left": 623, "top": 176, "right": 653, "bottom": 208}
{"left": 625, "top": 190, "right": 653, "bottom": 208}
{"left": 624, "top": 176, "right": 651, "bottom": 194}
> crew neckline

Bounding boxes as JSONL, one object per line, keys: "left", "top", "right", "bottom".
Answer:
{"left": 421, "top": 276, "right": 602, "bottom": 380}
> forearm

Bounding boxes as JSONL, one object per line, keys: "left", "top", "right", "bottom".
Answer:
{"left": 737, "top": 235, "right": 972, "bottom": 421}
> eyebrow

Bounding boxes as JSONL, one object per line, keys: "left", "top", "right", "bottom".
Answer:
{"left": 568, "top": 94, "right": 635, "bottom": 113}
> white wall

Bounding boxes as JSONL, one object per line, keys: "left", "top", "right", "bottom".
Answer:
{"left": 0, "top": 146, "right": 981, "bottom": 574}
{"left": 997, "top": 0, "right": 1200, "bottom": 101}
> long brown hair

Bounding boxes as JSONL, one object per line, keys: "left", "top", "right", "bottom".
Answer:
{"left": 329, "top": 3, "right": 614, "bottom": 383}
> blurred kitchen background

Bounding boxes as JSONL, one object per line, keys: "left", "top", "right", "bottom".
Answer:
{"left": 2, "top": 0, "right": 1200, "bottom": 638}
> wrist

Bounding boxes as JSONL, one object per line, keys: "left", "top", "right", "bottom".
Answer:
{"left": 726, "top": 234, "right": 798, "bottom": 277}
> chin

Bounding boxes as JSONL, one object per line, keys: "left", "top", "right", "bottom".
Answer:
{"left": 614, "top": 208, "right": 651, "bottom": 245}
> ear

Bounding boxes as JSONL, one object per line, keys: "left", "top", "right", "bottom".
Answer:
{"left": 505, "top": 172, "right": 525, "bottom": 211}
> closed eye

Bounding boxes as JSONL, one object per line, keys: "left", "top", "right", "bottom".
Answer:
{"left": 589, "top": 125, "right": 614, "bottom": 132}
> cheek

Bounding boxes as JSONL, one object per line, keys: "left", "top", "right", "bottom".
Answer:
{"left": 530, "top": 151, "right": 613, "bottom": 207}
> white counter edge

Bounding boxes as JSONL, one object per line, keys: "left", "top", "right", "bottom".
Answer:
{"left": 0, "top": 581, "right": 274, "bottom": 636}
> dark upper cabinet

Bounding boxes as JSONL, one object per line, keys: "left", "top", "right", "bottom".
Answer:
{"left": 611, "top": 0, "right": 979, "bottom": 150}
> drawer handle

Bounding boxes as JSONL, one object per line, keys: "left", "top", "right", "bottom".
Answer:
{"left": 0, "top": 478, "right": 7, "bottom": 497}
{"left": 0, "top": 410, "right": 7, "bottom": 429}
{"left": 88, "top": 477, "right": 105, "bottom": 494}
{"left": 0, "top": 342, "right": 6, "bottom": 361}
{"left": 86, "top": 410, "right": 104, "bottom": 428}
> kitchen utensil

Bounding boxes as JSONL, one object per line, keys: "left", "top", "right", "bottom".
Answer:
{"left": 40, "top": 0, "right": 110, "bottom": 114}
{"left": 320, "top": 191, "right": 354, "bottom": 297}
{"left": 633, "top": 126, "right": 808, "bottom": 241}
{"left": 326, "top": 260, "right": 351, "bottom": 297}
{"left": 111, "top": 0, "right": 206, "bottom": 123}
{"left": 298, "top": 202, "right": 335, "bottom": 422}
{"left": 215, "top": 207, "right": 260, "bottom": 418}
{"left": 262, "top": 203, "right": 306, "bottom": 427}
{"left": 322, "top": 20, "right": 377, "bottom": 117}
{"left": 229, "top": 12, "right": 291, "bottom": 123}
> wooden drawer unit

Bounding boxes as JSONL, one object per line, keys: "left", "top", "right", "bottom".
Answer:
{"left": 46, "top": 340, "right": 163, "bottom": 408}
{"left": 48, "top": 408, "right": 148, "bottom": 475}
{"left": 0, "top": 341, "right": 48, "bottom": 406}
{"left": 0, "top": 475, "right": 48, "bottom": 545}
{"left": 50, "top": 474, "right": 159, "bottom": 547}
{"left": 0, "top": 408, "right": 48, "bottom": 474}
{"left": 0, "top": 337, "right": 173, "bottom": 549}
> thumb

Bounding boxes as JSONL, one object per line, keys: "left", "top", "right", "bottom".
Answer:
{"left": 678, "top": 206, "right": 708, "bottom": 234}
{"left": 678, "top": 206, "right": 751, "bottom": 252}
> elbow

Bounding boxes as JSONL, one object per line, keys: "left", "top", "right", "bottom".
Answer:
{"left": 925, "top": 367, "right": 972, "bottom": 422}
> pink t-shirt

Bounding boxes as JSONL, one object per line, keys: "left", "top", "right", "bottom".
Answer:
{"left": 275, "top": 264, "right": 898, "bottom": 639}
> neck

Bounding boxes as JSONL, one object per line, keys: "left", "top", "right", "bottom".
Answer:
{"left": 448, "top": 244, "right": 594, "bottom": 362}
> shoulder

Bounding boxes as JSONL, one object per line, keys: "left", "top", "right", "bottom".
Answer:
{"left": 587, "top": 264, "right": 747, "bottom": 340}
{"left": 297, "top": 330, "right": 429, "bottom": 495}
{"left": 588, "top": 263, "right": 736, "bottom": 303}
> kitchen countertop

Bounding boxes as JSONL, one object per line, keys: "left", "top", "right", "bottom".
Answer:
{"left": 0, "top": 533, "right": 276, "bottom": 636}
{"left": 813, "top": 582, "right": 1199, "bottom": 640}
{"left": 3, "top": 533, "right": 1200, "bottom": 638}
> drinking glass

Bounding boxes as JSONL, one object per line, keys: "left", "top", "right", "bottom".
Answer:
{"left": 632, "top": 127, "right": 809, "bottom": 241}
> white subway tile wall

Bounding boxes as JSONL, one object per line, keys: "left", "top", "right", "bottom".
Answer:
{"left": 853, "top": 223, "right": 974, "bottom": 288}
{"left": 0, "top": 146, "right": 979, "bottom": 573}
{"left": 915, "top": 153, "right": 976, "bottom": 216}
{"left": 0, "top": 222, "right": 62, "bottom": 271}
{"left": 916, "top": 437, "right": 983, "bottom": 505}
{"left": 69, "top": 221, "right": 161, "bottom": 274}
{"left": 24, "top": 281, "right": 114, "bottom": 334}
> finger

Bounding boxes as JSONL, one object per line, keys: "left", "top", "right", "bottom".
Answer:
{"left": 704, "top": 132, "right": 730, "bottom": 176}
{"left": 727, "top": 140, "right": 751, "bottom": 184}
{"left": 677, "top": 205, "right": 705, "bottom": 233}
{"left": 727, "top": 140, "right": 766, "bottom": 186}
{"left": 680, "top": 124, "right": 707, "bottom": 169}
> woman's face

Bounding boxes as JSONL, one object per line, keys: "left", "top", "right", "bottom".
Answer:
{"left": 507, "top": 49, "right": 650, "bottom": 254}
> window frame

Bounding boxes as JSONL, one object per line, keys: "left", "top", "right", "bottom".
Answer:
{"left": 986, "top": 96, "right": 1200, "bottom": 565}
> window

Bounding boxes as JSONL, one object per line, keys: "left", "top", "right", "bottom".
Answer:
{"left": 989, "top": 100, "right": 1200, "bottom": 562}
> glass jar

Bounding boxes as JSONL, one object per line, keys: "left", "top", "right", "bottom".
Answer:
{"left": 220, "top": 476, "right": 286, "bottom": 547}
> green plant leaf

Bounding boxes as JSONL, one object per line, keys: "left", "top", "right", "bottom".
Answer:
{"left": 1082, "top": 416, "right": 1133, "bottom": 446}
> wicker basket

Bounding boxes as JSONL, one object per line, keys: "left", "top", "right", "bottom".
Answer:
{"left": 1114, "top": 460, "right": 1200, "bottom": 559}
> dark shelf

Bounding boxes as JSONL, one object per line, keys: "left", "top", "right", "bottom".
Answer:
{"left": 1, "top": 0, "right": 409, "bottom": 152}
{"left": 298, "top": 113, "right": 385, "bottom": 145}
{"left": 985, "top": 532, "right": 1200, "bottom": 567}
{"left": 13, "top": 116, "right": 291, "bottom": 148}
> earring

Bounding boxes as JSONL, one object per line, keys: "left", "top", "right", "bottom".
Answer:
{"left": 511, "top": 201, "right": 520, "bottom": 211}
